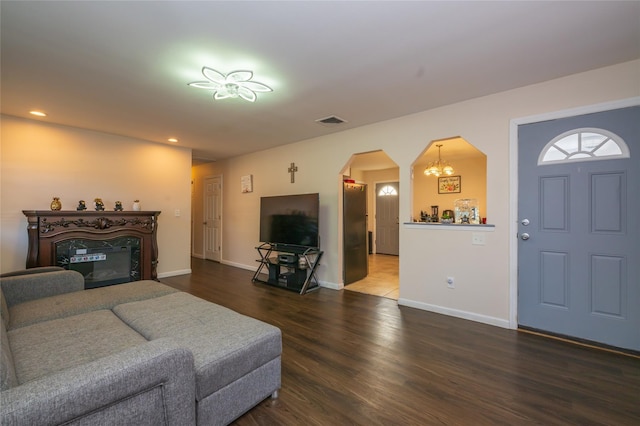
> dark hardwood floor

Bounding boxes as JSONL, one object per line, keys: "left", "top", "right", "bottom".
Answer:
{"left": 160, "top": 258, "right": 640, "bottom": 425}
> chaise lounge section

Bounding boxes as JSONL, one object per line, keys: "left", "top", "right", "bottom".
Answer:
{"left": 1, "top": 268, "right": 282, "bottom": 425}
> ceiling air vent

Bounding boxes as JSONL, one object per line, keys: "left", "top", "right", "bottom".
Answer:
{"left": 315, "top": 115, "right": 347, "bottom": 127}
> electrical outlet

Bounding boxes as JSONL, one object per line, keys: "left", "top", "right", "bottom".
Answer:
{"left": 174, "top": 209, "right": 181, "bottom": 217}
{"left": 447, "top": 276, "right": 455, "bottom": 289}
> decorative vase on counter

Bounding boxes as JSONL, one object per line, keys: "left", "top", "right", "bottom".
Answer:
{"left": 50, "top": 197, "right": 62, "bottom": 211}
{"left": 132, "top": 200, "right": 141, "bottom": 211}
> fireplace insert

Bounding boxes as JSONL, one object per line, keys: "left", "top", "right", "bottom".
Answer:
{"left": 68, "top": 246, "right": 132, "bottom": 288}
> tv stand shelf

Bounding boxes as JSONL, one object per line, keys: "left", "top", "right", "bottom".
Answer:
{"left": 252, "top": 243, "right": 323, "bottom": 294}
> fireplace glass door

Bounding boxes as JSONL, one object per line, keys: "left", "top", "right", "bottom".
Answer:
{"left": 56, "top": 237, "right": 141, "bottom": 288}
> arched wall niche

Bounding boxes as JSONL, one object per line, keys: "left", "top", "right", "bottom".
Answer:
{"left": 411, "top": 137, "right": 487, "bottom": 222}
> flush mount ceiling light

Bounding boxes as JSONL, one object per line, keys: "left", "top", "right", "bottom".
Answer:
{"left": 424, "top": 144, "right": 455, "bottom": 177}
{"left": 29, "top": 110, "right": 47, "bottom": 117}
{"left": 188, "top": 67, "right": 272, "bottom": 102}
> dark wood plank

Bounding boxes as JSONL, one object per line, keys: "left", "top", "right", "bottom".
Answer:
{"left": 161, "top": 258, "right": 640, "bottom": 425}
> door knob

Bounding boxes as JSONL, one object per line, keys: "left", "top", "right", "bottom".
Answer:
{"left": 521, "top": 219, "right": 530, "bottom": 226}
{"left": 520, "top": 233, "right": 530, "bottom": 240}
{"left": 203, "top": 221, "right": 208, "bottom": 225}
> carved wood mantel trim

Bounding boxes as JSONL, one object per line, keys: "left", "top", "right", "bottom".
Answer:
{"left": 22, "top": 210, "right": 161, "bottom": 281}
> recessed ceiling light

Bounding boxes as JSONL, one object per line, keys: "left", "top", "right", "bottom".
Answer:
{"left": 188, "top": 67, "right": 272, "bottom": 102}
{"left": 29, "top": 110, "right": 47, "bottom": 117}
{"left": 168, "top": 138, "right": 179, "bottom": 143}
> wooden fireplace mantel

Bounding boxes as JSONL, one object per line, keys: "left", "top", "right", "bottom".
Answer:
{"left": 22, "top": 210, "right": 161, "bottom": 280}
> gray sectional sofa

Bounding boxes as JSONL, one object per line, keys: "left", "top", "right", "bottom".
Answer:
{"left": 0, "top": 268, "right": 282, "bottom": 425}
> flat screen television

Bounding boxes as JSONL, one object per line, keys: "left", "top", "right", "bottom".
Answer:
{"left": 259, "top": 193, "right": 319, "bottom": 249}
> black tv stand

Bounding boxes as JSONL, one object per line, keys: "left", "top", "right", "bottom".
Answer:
{"left": 252, "top": 243, "right": 323, "bottom": 294}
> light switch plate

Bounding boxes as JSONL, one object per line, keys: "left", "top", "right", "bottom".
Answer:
{"left": 472, "top": 232, "right": 485, "bottom": 245}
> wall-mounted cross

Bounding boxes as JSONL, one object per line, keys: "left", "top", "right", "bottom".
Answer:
{"left": 288, "top": 162, "right": 298, "bottom": 183}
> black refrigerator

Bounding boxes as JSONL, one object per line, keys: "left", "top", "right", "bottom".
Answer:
{"left": 343, "top": 182, "right": 368, "bottom": 284}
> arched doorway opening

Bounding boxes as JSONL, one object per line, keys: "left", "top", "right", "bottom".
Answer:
{"left": 340, "top": 150, "right": 399, "bottom": 299}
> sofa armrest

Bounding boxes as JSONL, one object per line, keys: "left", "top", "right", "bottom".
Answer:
{"left": 0, "top": 270, "right": 84, "bottom": 307}
{"left": 0, "top": 338, "right": 196, "bottom": 426}
{"left": 0, "top": 267, "right": 65, "bottom": 278}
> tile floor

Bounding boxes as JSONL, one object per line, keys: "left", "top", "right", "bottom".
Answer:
{"left": 344, "top": 254, "right": 399, "bottom": 300}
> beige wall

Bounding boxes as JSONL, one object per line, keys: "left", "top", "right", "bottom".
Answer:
{"left": 0, "top": 116, "right": 193, "bottom": 277}
{"left": 193, "top": 60, "right": 639, "bottom": 328}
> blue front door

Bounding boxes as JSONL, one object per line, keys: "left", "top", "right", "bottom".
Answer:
{"left": 518, "top": 105, "right": 639, "bottom": 351}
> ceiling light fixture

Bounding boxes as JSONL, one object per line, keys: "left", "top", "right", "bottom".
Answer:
{"left": 29, "top": 110, "right": 47, "bottom": 117}
{"left": 424, "top": 144, "right": 454, "bottom": 177}
{"left": 167, "top": 138, "right": 178, "bottom": 143}
{"left": 188, "top": 67, "right": 272, "bottom": 102}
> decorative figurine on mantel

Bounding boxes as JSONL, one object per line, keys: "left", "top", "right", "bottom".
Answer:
{"left": 76, "top": 200, "right": 87, "bottom": 211}
{"left": 114, "top": 201, "right": 123, "bottom": 211}
{"left": 94, "top": 198, "right": 105, "bottom": 211}
{"left": 50, "top": 197, "right": 62, "bottom": 211}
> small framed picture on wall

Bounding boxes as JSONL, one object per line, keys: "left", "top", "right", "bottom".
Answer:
{"left": 438, "top": 176, "right": 461, "bottom": 194}
{"left": 241, "top": 174, "right": 253, "bottom": 193}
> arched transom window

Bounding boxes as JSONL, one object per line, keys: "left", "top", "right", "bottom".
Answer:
{"left": 378, "top": 185, "right": 398, "bottom": 196}
{"left": 538, "top": 128, "right": 630, "bottom": 165}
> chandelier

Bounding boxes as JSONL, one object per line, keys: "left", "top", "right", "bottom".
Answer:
{"left": 424, "top": 144, "right": 454, "bottom": 177}
{"left": 188, "top": 67, "right": 272, "bottom": 102}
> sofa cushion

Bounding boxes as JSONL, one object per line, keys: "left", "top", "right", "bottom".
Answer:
{"left": 1, "top": 321, "right": 18, "bottom": 391}
{"left": 114, "top": 292, "right": 282, "bottom": 401}
{"left": 8, "top": 310, "right": 147, "bottom": 384}
{"left": 7, "top": 280, "right": 178, "bottom": 330}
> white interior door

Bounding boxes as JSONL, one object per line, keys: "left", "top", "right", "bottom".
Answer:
{"left": 204, "top": 176, "right": 222, "bottom": 262}
{"left": 518, "top": 106, "right": 639, "bottom": 351}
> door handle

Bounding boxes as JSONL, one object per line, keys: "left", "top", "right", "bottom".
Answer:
{"left": 521, "top": 219, "right": 530, "bottom": 226}
{"left": 203, "top": 221, "right": 208, "bottom": 225}
{"left": 520, "top": 233, "right": 530, "bottom": 240}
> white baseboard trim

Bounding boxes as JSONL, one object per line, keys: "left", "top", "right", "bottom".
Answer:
{"left": 319, "top": 281, "right": 342, "bottom": 290}
{"left": 397, "top": 298, "right": 510, "bottom": 329}
{"left": 191, "top": 253, "right": 204, "bottom": 259}
{"left": 157, "top": 269, "right": 192, "bottom": 278}
{"left": 220, "top": 260, "right": 256, "bottom": 272}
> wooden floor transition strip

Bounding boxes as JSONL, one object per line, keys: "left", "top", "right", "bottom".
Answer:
{"left": 518, "top": 327, "right": 640, "bottom": 359}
